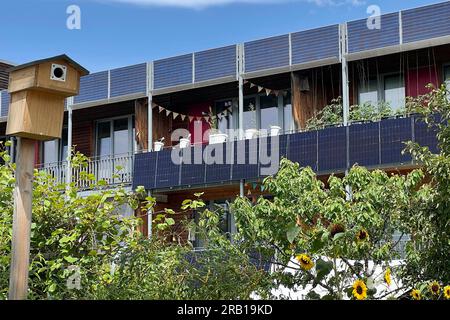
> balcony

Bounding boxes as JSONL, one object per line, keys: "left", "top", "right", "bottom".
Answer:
{"left": 133, "top": 115, "right": 439, "bottom": 191}
{"left": 38, "top": 153, "right": 134, "bottom": 190}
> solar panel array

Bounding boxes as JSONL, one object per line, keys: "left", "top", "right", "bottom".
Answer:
{"left": 133, "top": 115, "right": 438, "bottom": 190}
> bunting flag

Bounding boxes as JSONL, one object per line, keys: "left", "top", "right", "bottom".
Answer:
{"left": 258, "top": 86, "right": 264, "bottom": 93}
{"left": 246, "top": 80, "right": 289, "bottom": 98}
{"left": 250, "top": 83, "right": 255, "bottom": 88}
{"left": 204, "top": 116, "right": 210, "bottom": 123}
{"left": 152, "top": 102, "right": 157, "bottom": 109}
{"left": 196, "top": 116, "right": 202, "bottom": 122}
{"left": 173, "top": 112, "right": 179, "bottom": 120}
{"left": 265, "top": 88, "right": 271, "bottom": 96}
{"left": 273, "top": 90, "right": 279, "bottom": 97}
{"left": 181, "top": 114, "right": 186, "bottom": 121}
{"left": 159, "top": 106, "right": 164, "bottom": 113}
{"left": 165, "top": 109, "right": 171, "bottom": 117}
{"left": 188, "top": 116, "right": 194, "bottom": 122}
{"left": 151, "top": 102, "right": 235, "bottom": 123}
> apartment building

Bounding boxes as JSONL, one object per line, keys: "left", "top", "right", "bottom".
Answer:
{"left": 0, "top": 1, "right": 448, "bottom": 240}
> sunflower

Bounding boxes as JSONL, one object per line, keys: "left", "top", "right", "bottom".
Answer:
{"left": 352, "top": 279, "right": 368, "bottom": 300}
{"left": 384, "top": 268, "right": 392, "bottom": 287}
{"left": 429, "top": 281, "right": 440, "bottom": 296}
{"left": 444, "top": 286, "right": 450, "bottom": 299}
{"left": 356, "top": 229, "right": 369, "bottom": 242}
{"left": 411, "top": 289, "right": 421, "bottom": 300}
{"left": 296, "top": 254, "right": 314, "bottom": 271}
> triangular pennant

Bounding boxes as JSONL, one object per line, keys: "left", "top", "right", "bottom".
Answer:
{"left": 282, "top": 90, "right": 288, "bottom": 97}
{"left": 188, "top": 116, "right": 194, "bottom": 122}
{"left": 244, "top": 80, "right": 249, "bottom": 85}
{"left": 250, "top": 83, "right": 255, "bottom": 88}
{"left": 265, "top": 88, "right": 271, "bottom": 96}
{"left": 258, "top": 86, "right": 264, "bottom": 93}
{"left": 173, "top": 112, "right": 179, "bottom": 120}
{"left": 159, "top": 106, "right": 164, "bottom": 113}
{"left": 273, "top": 90, "right": 279, "bottom": 96}
{"left": 204, "top": 116, "right": 210, "bottom": 123}
{"left": 227, "top": 106, "right": 232, "bottom": 112}
{"left": 181, "top": 114, "right": 186, "bottom": 121}
{"left": 166, "top": 109, "right": 171, "bottom": 117}
{"left": 152, "top": 103, "right": 158, "bottom": 109}
{"left": 196, "top": 116, "right": 202, "bottom": 122}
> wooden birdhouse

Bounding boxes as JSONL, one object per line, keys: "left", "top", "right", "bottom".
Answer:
{"left": 6, "top": 54, "right": 89, "bottom": 141}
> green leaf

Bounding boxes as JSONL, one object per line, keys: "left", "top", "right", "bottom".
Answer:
{"left": 286, "top": 222, "right": 300, "bottom": 244}
{"left": 64, "top": 256, "right": 78, "bottom": 263}
{"left": 314, "top": 258, "right": 333, "bottom": 286}
{"left": 165, "top": 218, "right": 175, "bottom": 226}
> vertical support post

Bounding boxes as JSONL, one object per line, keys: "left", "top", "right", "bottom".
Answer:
{"left": 9, "top": 138, "right": 35, "bottom": 300}
{"left": 240, "top": 180, "right": 245, "bottom": 197}
{"left": 66, "top": 100, "right": 73, "bottom": 185}
{"left": 238, "top": 44, "right": 244, "bottom": 141}
{"left": 341, "top": 24, "right": 350, "bottom": 126}
{"left": 148, "top": 94, "right": 153, "bottom": 152}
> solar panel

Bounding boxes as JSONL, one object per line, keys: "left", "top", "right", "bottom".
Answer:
{"left": 155, "top": 149, "right": 182, "bottom": 188}
{"left": 349, "top": 122, "right": 380, "bottom": 167}
{"left": 318, "top": 126, "right": 347, "bottom": 172}
{"left": 232, "top": 139, "right": 259, "bottom": 180}
{"left": 205, "top": 142, "right": 233, "bottom": 184}
{"left": 180, "top": 145, "right": 206, "bottom": 186}
{"left": 288, "top": 131, "right": 318, "bottom": 171}
{"left": 132, "top": 151, "right": 157, "bottom": 190}
{"left": 380, "top": 117, "right": 413, "bottom": 165}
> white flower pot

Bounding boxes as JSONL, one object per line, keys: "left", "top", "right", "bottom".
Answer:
{"left": 270, "top": 125, "right": 282, "bottom": 136}
{"left": 180, "top": 138, "right": 190, "bottom": 149}
{"left": 245, "top": 129, "right": 258, "bottom": 140}
{"left": 209, "top": 133, "right": 228, "bottom": 144}
{"left": 154, "top": 141, "right": 164, "bottom": 151}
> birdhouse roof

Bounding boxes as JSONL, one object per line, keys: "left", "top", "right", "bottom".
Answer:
{"left": 8, "top": 54, "right": 89, "bottom": 76}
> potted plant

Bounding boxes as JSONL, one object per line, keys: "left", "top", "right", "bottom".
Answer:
{"left": 269, "top": 125, "right": 282, "bottom": 136}
{"left": 180, "top": 134, "right": 191, "bottom": 149}
{"left": 245, "top": 102, "right": 258, "bottom": 139}
{"left": 154, "top": 137, "right": 165, "bottom": 151}
{"left": 205, "top": 107, "right": 228, "bottom": 144}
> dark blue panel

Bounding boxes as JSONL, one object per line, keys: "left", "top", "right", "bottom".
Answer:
{"left": 110, "top": 63, "right": 147, "bottom": 98}
{"left": 380, "top": 117, "right": 412, "bottom": 165}
{"left": 155, "top": 149, "right": 181, "bottom": 188}
{"left": 195, "top": 45, "right": 236, "bottom": 82}
{"left": 349, "top": 122, "right": 380, "bottom": 167}
{"left": 132, "top": 151, "right": 157, "bottom": 190}
{"left": 232, "top": 139, "right": 259, "bottom": 180}
{"left": 413, "top": 115, "right": 439, "bottom": 154}
{"left": 291, "top": 25, "right": 340, "bottom": 65}
{"left": 205, "top": 143, "right": 233, "bottom": 184}
{"left": 288, "top": 131, "right": 318, "bottom": 171}
{"left": 180, "top": 145, "right": 206, "bottom": 186}
{"left": 403, "top": 2, "right": 450, "bottom": 43}
{"left": 74, "top": 71, "right": 108, "bottom": 104}
{"left": 244, "top": 34, "right": 290, "bottom": 73}
{"left": 1, "top": 90, "right": 10, "bottom": 117}
{"left": 154, "top": 54, "right": 193, "bottom": 89}
{"left": 318, "top": 126, "right": 347, "bottom": 172}
{"left": 347, "top": 13, "right": 400, "bottom": 53}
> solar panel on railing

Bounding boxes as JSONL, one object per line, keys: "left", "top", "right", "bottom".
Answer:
{"left": 110, "top": 63, "right": 147, "bottom": 98}
{"left": 0, "top": 90, "right": 9, "bottom": 117}
{"left": 380, "top": 117, "right": 413, "bottom": 165}
{"left": 291, "top": 25, "right": 340, "bottom": 65}
{"left": 232, "top": 139, "right": 259, "bottom": 180}
{"left": 347, "top": 13, "right": 400, "bottom": 54}
{"left": 402, "top": 2, "right": 450, "bottom": 44}
{"left": 349, "top": 122, "right": 380, "bottom": 167}
{"left": 153, "top": 54, "right": 193, "bottom": 89}
{"left": 74, "top": 71, "right": 109, "bottom": 104}
{"left": 205, "top": 142, "right": 233, "bottom": 184}
{"left": 180, "top": 145, "right": 206, "bottom": 186}
{"left": 155, "top": 149, "right": 181, "bottom": 188}
{"left": 288, "top": 131, "right": 318, "bottom": 171}
{"left": 195, "top": 45, "right": 237, "bottom": 82}
{"left": 413, "top": 115, "right": 439, "bottom": 155}
{"left": 318, "top": 126, "right": 347, "bottom": 172}
{"left": 244, "top": 34, "right": 290, "bottom": 73}
{"left": 132, "top": 151, "right": 158, "bottom": 190}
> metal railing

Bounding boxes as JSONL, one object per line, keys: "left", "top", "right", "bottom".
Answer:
{"left": 38, "top": 153, "right": 134, "bottom": 190}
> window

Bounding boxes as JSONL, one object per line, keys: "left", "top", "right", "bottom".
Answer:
{"left": 283, "top": 93, "right": 295, "bottom": 133}
{"left": 444, "top": 65, "right": 450, "bottom": 92}
{"left": 260, "top": 95, "right": 279, "bottom": 133}
{"left": 358, "top": 79, "right": 379, "bottom": 106}
{"left": 42, "top": 128, "right": 68, "bottom": 165}
{"left": 96, "top": 116, "right": 135, "bottom": 157}
{"left": 358, "top": 74, "right": 405, "bottom": 111}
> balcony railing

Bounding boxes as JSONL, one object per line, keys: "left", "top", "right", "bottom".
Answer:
{"left": 38, "top": 153, "right": 134, "bottom": 190}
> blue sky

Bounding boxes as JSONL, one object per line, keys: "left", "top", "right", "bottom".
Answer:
{"left": 0, "top": 0, "right": 443, "bottom": 72}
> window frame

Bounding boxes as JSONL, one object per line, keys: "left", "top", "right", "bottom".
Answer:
{"left": 94, "top": 114, "right": 135, "bottom": 158}
{"left": 358, "top": 72, "right": 405, "bottom": 110}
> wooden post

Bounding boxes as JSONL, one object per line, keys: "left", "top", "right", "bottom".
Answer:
{"left": 8, "top": 138, "right": 35, "bottom": 300}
